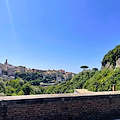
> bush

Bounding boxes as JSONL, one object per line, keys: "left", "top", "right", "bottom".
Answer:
{"left": 22, "top": 83, "right": 32, "bottom": 95}
{"left": 18, "top": 90, "right": 24, "bottom": 95}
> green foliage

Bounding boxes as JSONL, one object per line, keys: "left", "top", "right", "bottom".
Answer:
{"left": 45, "top": 68, "right": 120, "bottom": 93}
{"left": 0, "top": 93, "right": 6, "bottom": 96}
{"left": 31, "top": 86, "right": 45, "bottom": 94}
{"left": 3, "top": 64, "right": 120, "bottom": 96}
{"left": 4, "top": 77, "right": 46, "bottom": 96}
{"left": 29, "top": 79, "right": 42, "bottom": 85}
{"left": 0, "top": 80, "right": 5, "bottom": 93}
{"left": 18, "top": 90, "right": 24, "bottom": 95}
{"left": 92, "top": 68, "right": 98, "bottom": 71}
{"left": 21, "top": 83, "right": 32, "bottom": 95}
{"left": 80, "top": 66, "right": 89, "bottom": 68}
{"left": 102, "top": 45, "right": 120, "bottom": 66}
{"left": 80, "top": 65, "right": 89, "bottom": 71}
{"left": 45, "top": 86, "right": 55, "bottom": 94}
{"left": 15, "top": 72, "right": 53, "bottom": 85}
{"left": 5, "top": 86, "right": 16, "bottom": 96}
{"left": 15, "top": 72, "right": 43, "bottom": 81}
{"left": 45, "top": 70, "right": 96, "bottom": 94}
{"left": 83, "top": 68, "right": 120, "bottom": 92}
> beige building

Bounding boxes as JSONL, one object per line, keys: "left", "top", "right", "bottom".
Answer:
{"left": 64, "top": 72, "right": 72, "bottom": 80}
{"left": 26, "top": 68, "right": 32, "bottom": 73}
{"left": 0, "top": 63, "right": 3, "bottom": 75}
{"left": 51, "top": 72, "right": 56, "bottom": 78}
{"left": 58, "top": 69, "right": 65, "bottom": 74}
{"left": 16, "top": 66, "right": 26, "bottom": 73}
{"left": 7, "top": 68, "right": 15, "bottom": 76}
{"left": 31, "top": 69, "right": 37, "bottom": 73}
{"left": 2, "top": 59, "right": 15, "bottom": 76}
{"left": 0, "top": 68, "right": 2, "bottom": 75}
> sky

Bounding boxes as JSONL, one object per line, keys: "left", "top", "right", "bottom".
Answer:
{"left": 0, "top": 0, "right": 120, "bottom": 73}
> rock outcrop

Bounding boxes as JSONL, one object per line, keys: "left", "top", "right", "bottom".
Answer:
{"left": 116, "top": 58, "right": 120, "bottom": 68}
{"left": 101, "top": 45, "right": 120, "bottom": 69}
{"left": 101, "top": 62, "right": 114, "bottom": 69}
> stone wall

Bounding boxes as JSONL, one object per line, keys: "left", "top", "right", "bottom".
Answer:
{"left": 1, "top": 93, "right": 120, "bottom": 120}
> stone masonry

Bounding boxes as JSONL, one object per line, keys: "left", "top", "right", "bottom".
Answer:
{"left": 1, "top": 92, "right": 120, "bottom": 120}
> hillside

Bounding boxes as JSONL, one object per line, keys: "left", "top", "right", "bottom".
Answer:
{"left": 1, "top": 68, "right": 120, "bottom": 96}
{"left": 48, "top": 68, "right": 120, "bottom": 93}
{"left": 1, "top": 45, "right": 120, "bottom": 96}
{"left": 83, "top": 68, "right": 120, "bottom": 91}
{"left": 45, "top": 70, "right": 95, "bottom": 94}
{"left": 102, "top": 45, "right": 120, "bottom": 69}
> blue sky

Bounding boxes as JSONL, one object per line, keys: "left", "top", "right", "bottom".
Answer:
{"left": 0, "top": 0, "right": 120, "bottom": 73}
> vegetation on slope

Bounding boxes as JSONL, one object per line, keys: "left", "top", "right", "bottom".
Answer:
{"left": 2, "top": 43, "right": 120, "bottom": 96}
{"left": 102, "top": 45, "right": 120, "bottom": 66}
{"left": 83, "top": 68, "right": 120, "bottom": 91}
{"left": 15, "top": 72, "right": 55, "bottom": 86}
{"left": 49, "top": 68, "right": 120, "bottom": 93}
{"left": 1, "top": 67, "right": 120, "bottom": 96}
{"left": 45, "top": 70, "right": 95, "bottom": 94}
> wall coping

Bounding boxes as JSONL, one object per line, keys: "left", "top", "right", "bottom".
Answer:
{"left": 1, "top": 91, "right": 120, "bottom": 101}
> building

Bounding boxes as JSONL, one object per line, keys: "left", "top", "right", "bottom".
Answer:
{"left": 7, "top": 68, "right": 15, "bottom": 76}
{"left": 0, "top": 59, "right": 75, "bottom": 81}
{"left": 58, "top": 69, "right": 65, "bottom": 74}
{"left": 3, "top": 59, "right": 15, "bottom": 76}
{"left": 64, "top": 72, "right": 72, "bottom": 80}
{"left": 0, "top": 68, "right": 2, "bottom": 75}
{"left": 51, "top": 72, "right": 56, "bottom": 78}
{"left": 0, "top": 63, "right": 3, "bottom": 75}
{"left": 26, "top": 68, "right": 32, "bottom": 73}
{"left": 16, "top": 66, "right": 26, "bottom": 73}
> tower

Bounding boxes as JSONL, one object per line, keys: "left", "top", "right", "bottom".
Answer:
{"left": 5, "top": 59, "right": 7, "bottom": 64}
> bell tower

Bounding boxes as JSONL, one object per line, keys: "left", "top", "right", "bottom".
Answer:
{"left": 5, "top": 59, "right": 8, "bottom": 64}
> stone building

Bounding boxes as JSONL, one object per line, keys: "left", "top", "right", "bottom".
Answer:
{"left": 16, "top": 66, "right": 26, "bottom": 73}
{"left": 0, "top": 63, "right": 3, "bottom": 75}
{"left": 58, "top": 69, "right": 65, "bottom": 74}
{"left": 3, "top": 59, "right": 15, "bottom": 76}
{"left": 26, "top": 68, "right": 32, "bottom": 73}
{"left": 64, "top": 72, "right": 72, "bottom": 80}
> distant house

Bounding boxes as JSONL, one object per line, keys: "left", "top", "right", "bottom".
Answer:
{"left": 16, "top": 66, "right": 26, "bottom": 73}
{"left": 3, "top": 59, "right": 15, "bottom": 76}
{"left": 58, "top": 69, "right": 65, "bottom": 74}
{"left": 31, "top": 69, "right": 37, "bottom": 73}
{"left": 26, "top": 68, "right": 32, "bottom": 73}
{"left": 64, "top": 72, "right": 72, "bottom": 80}
{"left": 0, "top": 68, "right": 2, "bottom": 75}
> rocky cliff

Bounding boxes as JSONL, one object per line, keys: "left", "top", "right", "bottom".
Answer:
{"left": 101, "top": 45, "right": 120, "bottom": 69}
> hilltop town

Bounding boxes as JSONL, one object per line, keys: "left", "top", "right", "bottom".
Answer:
{"left": 0, "top": 59, "right": 76, "bottom": 83}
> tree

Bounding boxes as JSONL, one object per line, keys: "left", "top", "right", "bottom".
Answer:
{"left": 80, "top": 66, "right": 89, "bottom": 71}
{"left": 21, "top": 83, "right": 32, "bottom": 95}
{"left": 0, "top": 81, "right": 5, "bottom": 94}
{"left": 18, "top": 90, "right": 24, "bottom": 95}
{"left": 92, "top": 68, "right": 98, "bottom": 71}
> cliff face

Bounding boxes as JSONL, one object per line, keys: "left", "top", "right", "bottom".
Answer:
{"left": 116, "top": 58, "right": 120, "bottom": 68}
{"left": 101, "top": 59, "right": 120, "bottom": 69}
{"left": 101, "top": 45, "right": 120, "bottom": 69}
{"left": 101, "top": 62, "right": 114, "bottom": 69}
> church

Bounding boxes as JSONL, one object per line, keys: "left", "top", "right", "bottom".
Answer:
{"left": 0, "top": 59, "right": 15, "bottom": 76}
